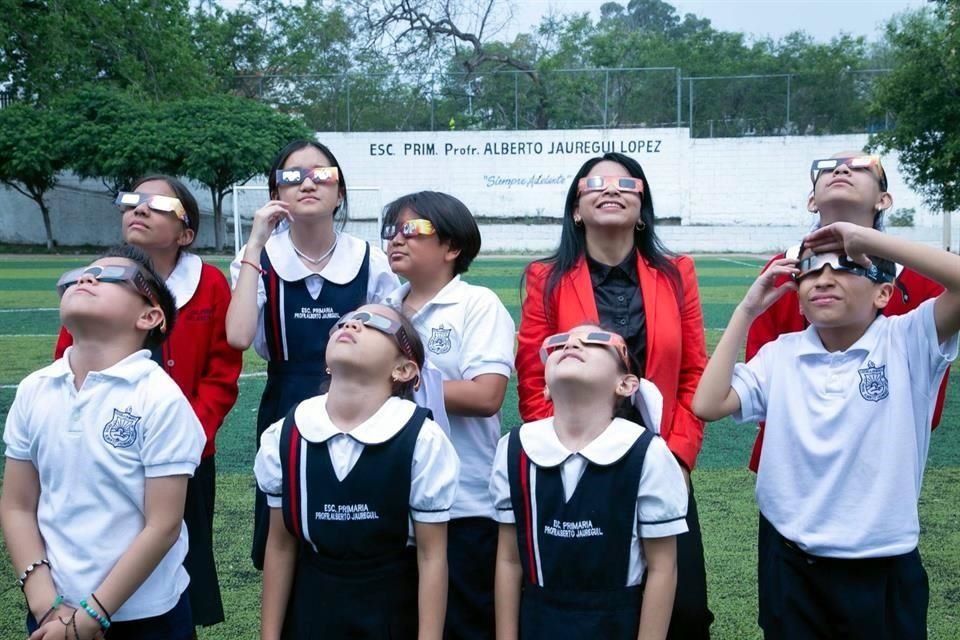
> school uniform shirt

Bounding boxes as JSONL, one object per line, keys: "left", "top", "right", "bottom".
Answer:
{"left": 489, "top": 417, "right": 688, "bottom": 585}
{"left": 732, "top": 299, "right": 958, "bottom": 558}
{"left": 744, "top": 245, "right": 947, "bottom": 472}
{"left": 230, "top": 229, "right": 400, "bottom": 360}
{"left": 254, "top": 395, "right": 460, "bottom": 541}
{"left": 383, "top": 277, "right": 516, "bottom": 520}
{"left": 3, "top": 350, "right": 205, "bottom": 620}
{"left": 56, "top": 252, "right": 242, "bottom": 459}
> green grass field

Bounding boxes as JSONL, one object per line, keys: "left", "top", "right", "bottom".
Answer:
{"left": 1, "top": 254, "right": 959, "bottom": 638}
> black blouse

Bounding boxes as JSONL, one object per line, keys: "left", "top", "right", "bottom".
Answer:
{"left": 587, "top": 251, "right": 647, "bottom": 376}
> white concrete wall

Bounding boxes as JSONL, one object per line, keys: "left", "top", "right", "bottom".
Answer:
{"left": 0, "top": 130, "right": 947, "bottom": 253}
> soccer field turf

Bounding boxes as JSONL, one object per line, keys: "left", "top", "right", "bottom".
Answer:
{"left": 2, "top": 254, "right": 959, "bottom": 638}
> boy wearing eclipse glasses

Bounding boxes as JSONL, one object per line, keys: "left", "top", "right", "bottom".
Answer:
{"left": 693, "top": 222, "right": 960, "bottom": 639}
{"left": 745, "top": 152, "right": 949, "bottom": 474}
{"left": 2, "top": 245, "right": 205, "bottom": 638}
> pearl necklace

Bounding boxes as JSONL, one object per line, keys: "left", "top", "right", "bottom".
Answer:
{"left": 291, "top": 235, "right": 338, "bottom": 265}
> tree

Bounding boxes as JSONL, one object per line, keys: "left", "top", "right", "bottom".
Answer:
{"left": 55, "top": 87, "right": 175, "bottom": 194}
{"left": 869, "top": 2, "right": 960, "bottom": 212}
{"left": 0, "top": 104, "right": 68, "bottom": 249}
{"left": 0, "top": 0, "right": 212, "bottom": 104}
{"left": 161, "top": 95, "right": 311, "bottom": 250}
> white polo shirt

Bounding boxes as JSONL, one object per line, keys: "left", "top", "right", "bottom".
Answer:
{"left": 732, "top": 299, "right": 958, "bottom": 558}
{"left": 255, "top": 395, "right": 460, "bottom": 544}
{"left": 3, "top": 350, "right": 205, "bottom": 620}
{"left": 489, "top": 418, "right": 688, "bottom": 585}
{"left": 230, "top": 229, "right": 400, "bottom": 359}
{"left": 384, "top": 277, "right": 516, "bottom": 520}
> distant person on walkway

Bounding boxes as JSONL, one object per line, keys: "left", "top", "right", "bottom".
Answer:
{"left": 226, "top": 139, "right": 398, "bottom": 570}
{"left": 54, "top": 175, "right": 242, "bottom": 629}
{"left": 515, "top": 153, "right": 713, "bottom": 639}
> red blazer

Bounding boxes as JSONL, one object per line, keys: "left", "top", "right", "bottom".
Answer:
{"left": 745, "top": 252, "right": 949, "bottom": 472}
{"left": 55, "top": 262, "right": 242, "bottom": 459}
{"left": 517, "top": 254, "right": 708, "bottom": 470}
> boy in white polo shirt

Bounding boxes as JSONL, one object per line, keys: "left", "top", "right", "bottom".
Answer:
{"left": 693, "top": 222, "right": 960, "bottom": 639}
{"left": 382, "top": 191, "right": 515, "bottom": 639}
{"left": 1, "top": 245, "right": 205, "bottom": 640}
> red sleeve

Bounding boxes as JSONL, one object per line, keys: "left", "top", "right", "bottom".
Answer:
{"left": 516, "top": 262, "right": 555, "bottom": 422}
{"left": 662, "top": 256, "right": 708, "bottom": 470}
{"left": 54, "top": 326, "right": 73, "bottom": 359}
{"left": 190, "top": 268, "right": 243, "bottom": 452}
{"left": 745, "top": 254, "right": 788, "bottom": 362}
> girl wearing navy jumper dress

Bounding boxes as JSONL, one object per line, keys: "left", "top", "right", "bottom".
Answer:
{"left": 255, "top": 304, "right": 459, "bottom": 640}
{"left": 227, "top": 140, "right": 399, "bottom": 569}
{"left": 491, "top": 325, "right": 688, "bottom": 640}
{"left": 54, "top": 175, "right": 242, "bottom": 628}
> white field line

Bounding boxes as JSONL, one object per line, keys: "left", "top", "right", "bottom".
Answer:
{"left": 0, "top": 308, "right": 58, "bottom": 313}
{"left": 716, "top": 257, "right": 764, "bottom": 269}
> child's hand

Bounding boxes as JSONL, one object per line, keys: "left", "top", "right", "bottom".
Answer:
{"left": 739, "top": 258, "right": 798, "bottom": 319}
{"left": 248, "top": 200, "right": 293, "bottom": 250}
{"left": 803, "top": 222, "right": 876, "bottom": 268}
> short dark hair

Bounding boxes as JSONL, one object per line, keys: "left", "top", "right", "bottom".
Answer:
{"left": 268, "top": 139, "right": 348, "bottom": 228}
{"left": 100, "top": 244, "right": 177, "bottom": 350}
{"left": 382, "top": 191, "right": 482, "bottom": 275}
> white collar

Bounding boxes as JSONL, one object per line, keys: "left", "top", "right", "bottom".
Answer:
{"left": 293, "top": 395, "right": 418, "bottom": 444}
{"left": 165, "top": 252, "right": 202, "bottom": 309}
{"left": 382, "top": 276, "right": 464, "bottom": 314}
{"left": 630, "top": 378, "right": 664, "bottom": 435}
{"left": 519, "top": 417, "right": 647, "bottom": 468}
{"left": 45, "top": 348, "right": 156, "bottom": 382}
{"left": 795, "top": 315, "right": 887, "bottom": 357}
{"left": 265, "top": 229, "right": 367, "bottom": 284}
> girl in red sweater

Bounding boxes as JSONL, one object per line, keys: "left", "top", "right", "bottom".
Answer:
{"left": 55, "top": 175, "right": 242, "bottom": 629}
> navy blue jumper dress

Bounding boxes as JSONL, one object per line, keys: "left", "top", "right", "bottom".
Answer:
{"left": 276, "top": 403, "right": 429, "bottom": 639}
{"left": 251, "top": 244, "right": 371, "bottom": 569}
{"left": 507, "top": 426, "right": 655, "bottom": 640}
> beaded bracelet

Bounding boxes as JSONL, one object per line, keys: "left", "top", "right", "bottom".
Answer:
{"left": 17, "top": 558, "right": 50, "bottom": 590}
{"left": 240, "top": 259, "right": 266, "bottom": 275}
{"left": 79, "top": 598, "right": 111, "bottom": 630}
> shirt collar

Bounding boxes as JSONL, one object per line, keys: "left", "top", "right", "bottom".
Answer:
{"left": 43, "top": 348, "right": 156, "bottom": 382}
{"left": 165, "top": 252, "right": 202, "bottom": 309}
{"left": 265, "top": 229, "right": 366, "bottom": 284}
{"left": 382, "top": 276, "right": 464, "bottom": 313}
{"left": 793, "top": 315, "right": 887, "bottom": 357}
{"left": 519, "top": 417, "right": 647, "bottom": 468}
{"left": 293, "top": 395, "right": 417, "bottom": 444}
{"left": 587, "top": 251, "right": 638, "bottom": 285}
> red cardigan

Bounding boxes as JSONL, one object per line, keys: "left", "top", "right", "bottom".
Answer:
{"left": 744, "top": 252, "right": 949, "bottom": 472}
{"left": 55, "top": 262, "right": 242, "bottom": 459}
{"left": 517, "top": 254, "right": 708, "bottom": 471}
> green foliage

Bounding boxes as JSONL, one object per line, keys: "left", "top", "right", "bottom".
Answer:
{"left": 0, "top": 0, "right": 213, "bottom": 104}
{"left": 161, "top": 95, "right": 311, "bottom": 249}
{"left": 887, "top": 208, "right": 916, "bottom": 227}
{"left": 869, "top": 3, "right": 960, "bottom": 213}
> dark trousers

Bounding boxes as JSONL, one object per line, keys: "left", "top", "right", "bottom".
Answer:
{"left": 28, "top": 591, "right": 192, "bottom": 640}
{"left": 667, "top": 479, "right": 714, "bottom": 639}
{"left": 758, "top": 514, "right": 928, "bottom": 640}
{"left": 445, "top": 516, "right": 497, "bottom": 640}
{"left": 183, "top": 455, "right": 225, "bottom": 626}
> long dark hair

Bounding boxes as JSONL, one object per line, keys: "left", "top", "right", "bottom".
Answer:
{"left": 533, "top": 153, "right": 682, "bottom": 314}
{"left": 268, "top": 139, "right": 348, "bottom": 228}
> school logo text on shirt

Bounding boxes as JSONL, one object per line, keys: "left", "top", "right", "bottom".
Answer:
{"left": 543, "top": 519, "right": 604, "bottom": 539}
{"left": 294, "top": 306, "right": 341, "bottom": 321}
{"left": 315, "top": 503, "right": 380, "bottom": 521}
{"left": 427, "top": 326, "right": 453, "bottom": 354}
{"left": 103, "top": 407, "right": 141, "bottom": 448}
{"left": 858, "top": 360, "right": 889, "bottom": 402}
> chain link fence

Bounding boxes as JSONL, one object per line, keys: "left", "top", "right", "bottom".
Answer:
{"left": 230, "top": 67, "right": 890, "bottom": 137}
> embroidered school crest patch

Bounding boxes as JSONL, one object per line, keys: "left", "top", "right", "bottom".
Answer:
{"left": 427, "top": 326, "right": 453, "bottom": 354}
{"left": 103, "top": 407, "right": 141, "bottom": 448}
{"left": 858, "top": 361, "right": 889, "bottom": 402}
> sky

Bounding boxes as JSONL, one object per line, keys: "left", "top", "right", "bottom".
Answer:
{"left": 504, "top": 0, "right": 926, "bottom": 42}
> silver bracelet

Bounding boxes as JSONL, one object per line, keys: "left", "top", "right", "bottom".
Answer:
{"left": 17, "top": 558, "right": 50, "bottom": 590}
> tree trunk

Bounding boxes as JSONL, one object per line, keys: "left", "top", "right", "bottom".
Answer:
{"left": 211, "top": 187, "right": 224, "bottom": 252}
{"left": 35, "top": 195, "right": 55, "bottom": 250}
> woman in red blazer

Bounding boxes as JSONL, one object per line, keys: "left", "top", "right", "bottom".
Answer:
{"left": 516, "top": 152, "right": 712, "bottom": 639}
